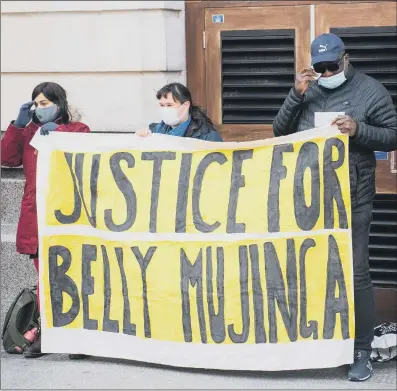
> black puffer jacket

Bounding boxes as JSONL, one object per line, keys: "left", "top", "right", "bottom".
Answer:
{"left": 273, "top": 65, "right": 397, "bottom": 207}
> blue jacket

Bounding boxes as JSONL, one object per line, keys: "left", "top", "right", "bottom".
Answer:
{"left": 149, "top": 121, "right": 223, "bottom": 142}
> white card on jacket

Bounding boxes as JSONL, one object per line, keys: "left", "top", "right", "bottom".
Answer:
{"left": 314, "top": 112, "right": 345, "bottom": 128}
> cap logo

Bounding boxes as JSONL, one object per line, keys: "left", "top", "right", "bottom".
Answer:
{"left": 319, "top": 44, "right": 328, "bottom": 53}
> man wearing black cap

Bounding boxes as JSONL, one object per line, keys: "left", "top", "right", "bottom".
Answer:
{"left": 273, "top": 33, "right": 397, "bottom": 381}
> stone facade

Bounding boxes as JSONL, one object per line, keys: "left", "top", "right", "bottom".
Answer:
{"left": 1, "top": 0, "right": 186, "bottom": 132}
{"left": 0, "top": 0, "right": 187, "bottom": 325}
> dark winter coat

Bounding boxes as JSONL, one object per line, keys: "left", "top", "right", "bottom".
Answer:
{"left": 273, "top": 65, "right": 397, "bottom": 206}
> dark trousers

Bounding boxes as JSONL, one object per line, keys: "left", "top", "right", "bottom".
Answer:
{"left": 352, "top": 202, "right": 375, "bottom": 351}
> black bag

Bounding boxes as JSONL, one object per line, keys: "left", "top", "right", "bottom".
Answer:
{"left": 1, "top": 287, "right": 40, "bottom": 352}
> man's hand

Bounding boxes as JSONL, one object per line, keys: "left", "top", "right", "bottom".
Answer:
{"left": 294, "top": 68, "right": 317, "bottom": 96}
{"left": 332, "top": 115, "right": 357, "bottom": 137}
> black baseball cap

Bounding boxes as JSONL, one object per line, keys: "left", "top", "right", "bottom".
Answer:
{"left": 311, "top": 33, "right": 345, "bottom": 65}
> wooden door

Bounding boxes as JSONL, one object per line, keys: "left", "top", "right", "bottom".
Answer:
{"left": 204, "top": 5, "right": 311, "bottom": 142}
{"left": 315, "top": 2, "right": 397, "bottom": 195}
{"left": 316, "top": 1, "right": 397, "bottom": 321}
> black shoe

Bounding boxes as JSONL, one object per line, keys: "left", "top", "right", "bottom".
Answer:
{"left": 69, "top": 354, "right": 87, "bottom": 360}
{"left": 348, "top": 349, "right": 373, "bottom": 381}
{"left": 24, "top": 337, "right": 46, "bottom": 359}
{"left": 6, "top": 346, "right": 23, "bottom": 355}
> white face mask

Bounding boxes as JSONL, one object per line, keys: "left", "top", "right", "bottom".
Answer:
{"left": 318, "top": 69, "right": 346, "bottom": 89}
{"left": 160, "top": 104, "right": 188, "bottom": 127}
{"left": 160, "top": 107, "right": 180, "bottom": 126}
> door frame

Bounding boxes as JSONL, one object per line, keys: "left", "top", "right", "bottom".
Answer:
{"left": 314, "top": 1, "right": 397, "bottom": 194}
{"left": 185, "top": 0, "right": 397, "bottom": 323}
{"left": 204, "top": 5, "right": 311, "bottom": 140}
{"left": 185, "top": 0, "right": 395, "bottom": 116}
{"left": 315, "top": 2, "right": 397, "bottom": 35}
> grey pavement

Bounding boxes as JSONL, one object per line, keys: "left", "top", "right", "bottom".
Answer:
{"left": 1, "top": 351, "right": 396, "bottom": 389}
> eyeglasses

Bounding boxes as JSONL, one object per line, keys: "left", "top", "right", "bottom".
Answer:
{"left": 313, "top": 57, "right": 343, "bottom": 74}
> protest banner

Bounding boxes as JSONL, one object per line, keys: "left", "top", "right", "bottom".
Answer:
{"left": 32, "top": 126, "right": 354, "bottom": 371}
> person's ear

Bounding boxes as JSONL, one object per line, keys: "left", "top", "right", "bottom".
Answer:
{"left": 182, "top": 101, "right": 190, "bottom": 112}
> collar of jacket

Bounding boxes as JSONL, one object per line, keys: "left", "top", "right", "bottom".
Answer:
{"left": 189, "top": 122, "right": 202, "bottom": 138}
{"left": 183, "top": 120, "right": 202, "bottom": 138}
{"left": 32, "top": 116, "right": 62, "bottom": 127}
{"left": 345, "top": 64, "right": 355, "bottom": 82}
{"left": 149, "top": 121, "right": 211, "bottom": 138}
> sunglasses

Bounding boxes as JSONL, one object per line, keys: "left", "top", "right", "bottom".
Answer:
{"left": 313, "top": 57, "right": 343, "bottom": 74}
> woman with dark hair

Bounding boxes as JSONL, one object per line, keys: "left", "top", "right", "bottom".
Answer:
{"left": 136, "top": 82, "right": 223, "bottom": 141}
{"left": 1, "top": 82, "right": 90, "bottom": 359}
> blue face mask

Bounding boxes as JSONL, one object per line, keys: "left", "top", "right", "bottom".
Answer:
{"left": 35, "top": 105, "right": 58, "bottom": 124}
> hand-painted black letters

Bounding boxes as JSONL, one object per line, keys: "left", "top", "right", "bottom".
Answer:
{"left": 323, "top": 235, "right": 349, "bottom": 339}
{"left": 175, "top": 153, "right": 193, "bottom": 233}
{"left": 294, "top": 142, "right": 320, "bottom": 230}
{"left": 264, "top": 239, "right": 298, "bottom": 343}
{"left": 299, "top": 238, "right": 318, "bottom": 339}
{"left": 192, "top": 152, "right": 227, "bottom": 232}
{"left": 55, "top": 153, "right": 100, "bottom": 227}
{"left": 49, "top": 245, "right": 80, "bottom": 327}
{"left": 131, "top": 246, "right": 157, "bottom": 338}
{"left": 114, "top": 247, "right": 136, "bottom": 335}
{"left": 323, "top": 139, "right": 348, "bottom": 229}
{"left": 81, "top": 244, "right": 98, "bottom": 330}
{"left": 104, "top": 152, "right": 137, "bottom": 232}
{"left": 142, "top": 152, "right": 176, "bottom": 233}
{"left": 227, "top": 150, "right": 253, "bottom": 233}
{"left": 206, "top": 247, "right": 226, "bottom": 343}
{"left": 102, "top": 245, "right": 119, "bottom": 333}
{"left": 268, "top": 144, "right": 294, "bottom": 232}
{"left": 227, "top": 246, "right": 250, "bottom": 343}
{"left": 180, "top": 249, "right": 207, "bottom": 343}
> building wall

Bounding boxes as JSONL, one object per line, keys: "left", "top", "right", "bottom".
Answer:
{"left": 0, "top": 1, "right": 186, "bottom": 132}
